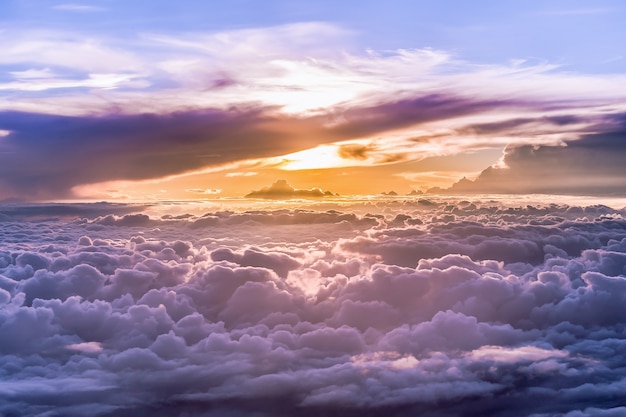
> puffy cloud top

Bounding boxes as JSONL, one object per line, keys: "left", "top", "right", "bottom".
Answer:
{"left": 245, "top": 179, "right": 337, "bottom": 199}
{"left": 1, "top": 199, "right": 626, "bottom": 416}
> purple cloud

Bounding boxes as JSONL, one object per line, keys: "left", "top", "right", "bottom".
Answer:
{"left": 2, "top": 199, "right": 626, "bottom": 415}
{"left": 1, "top": 96, "right": 620, "bottom": 200}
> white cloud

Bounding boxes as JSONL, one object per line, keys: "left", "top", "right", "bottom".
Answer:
{"left": 469, "top": 345, "right": 568, "bottom": 362}
{"left": 52, "top": 4, "right": 107, "bottom": 12}
{"left": 0, "top": 30, "right": 143, "bottom": 74}
{"left": 4, "top": 23, "right": 626, "bottom": 122}
{"left": 9, "top": 68, "right": 56, "bottom": 79}
{"left": 0, "top": 72, "right": 147, "bottom": 91}
{"left": 533, "top": 8, "right": 615, "bottom": 16}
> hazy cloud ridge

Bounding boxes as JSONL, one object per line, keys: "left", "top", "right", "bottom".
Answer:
{"left": 438, "top": 129, "right": 626, "bottom": 196}
{"left": 1, "top": 199, "right": 626, "bottom": 416}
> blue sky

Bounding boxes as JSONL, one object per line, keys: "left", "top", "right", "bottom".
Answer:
{"left": 3, "top": 0, "right": 624, "bottom": 72}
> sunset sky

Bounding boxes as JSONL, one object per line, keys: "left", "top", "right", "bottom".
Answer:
{"left": 4, "top": 3, "right": 626, "bottom": 417}
{"left": 1, "top": 0, "right": 626, "bottom": 201}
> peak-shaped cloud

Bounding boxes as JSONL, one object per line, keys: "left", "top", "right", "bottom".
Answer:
{"left": 381, "top": 190, "right": 398, "bottom": 196}
{"left": 245, "top": 179, "right": 338, "bottom": 199}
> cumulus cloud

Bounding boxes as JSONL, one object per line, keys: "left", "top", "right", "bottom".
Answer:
{"left": 432, "top": 129, "right": 626, "bottom": 196}
{"left": 1, "top": 199, "right": 626, "bottom": 415}
{"left": 245, "top": 180, "right": 338, "bottom": 199}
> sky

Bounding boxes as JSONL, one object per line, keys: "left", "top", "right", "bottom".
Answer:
{"left": 1, "top": 0, "right": 626, "bottom": 201}
{"left": 3, "top": 4, "right": 626, "bottom": 416}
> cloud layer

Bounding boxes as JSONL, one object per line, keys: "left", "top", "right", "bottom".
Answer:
{"left": 2, "top": 199, "right": 626, "bottom": 416}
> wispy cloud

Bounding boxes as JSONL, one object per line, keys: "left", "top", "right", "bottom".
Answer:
{"left": 533, "top": 8, "right": 616, "bottom": 16}
{"left": 0, "top": 73, "right": 146, "bottom": 91}
{"left": 225, "top": 172, "right": 258, "bottom": 177}
{"left": 185, "top": 188, "right": 222, "bottom": 195}
{"left": 3, "top": 24, "right": 626, "bottom": 116}
{"left": 2, "top": 23, "right": 626, "bottom": 199}
{"left": 52, "top": 3, "right": 107, "bottom": 12}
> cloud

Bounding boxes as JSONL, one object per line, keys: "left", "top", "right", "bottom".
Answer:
{"left": 0, "top": 109, "right": 322, "bottom": 199}
{"left": 2, "top": 24, "right": 626, "bottom": 200}
{"left": 434, "top": 130, "right": 626, "bottom": 195}
{"left": 93, "top": 213, "right": 154, "bottom": 227}
{"left": 2, "top": 95, "right": 504, "bottom": 200}
{"left": 245, "top": 180, "right": 337, "bottom": 199}
{"left": 225, "top": 172, "right": 257, "bottom": 177}
{"left": 0, "top": 202, "right": 148, "bottom": 218}
{"left": 338, "top": 144, "right": 375, "bottom": 160}
{"left": 533, "top": 8, "right": 615, "bottom": 16}
{"left": 52, "top": 4, "right": 107, "bottom": 12}
{"left": 0, "top": 29, "right": 142, "bottom": 75}
{"left": 1, "top": 199, "right": 626, "bottom": 415}
{"left": 185, "top": 188, "right": 222, "bottom": 195}
{"left": 1, "top": 91, "right": 620, "bottom": 201}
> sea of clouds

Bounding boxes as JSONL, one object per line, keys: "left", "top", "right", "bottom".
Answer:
{"left": 1, "top": 198, "right": 626, "bottom": 416}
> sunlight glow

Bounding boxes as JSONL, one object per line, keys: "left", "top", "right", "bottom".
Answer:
{"left": 395, "top": 171, "right": 481, "bottom": 190}
{"left": 271, "top": 145, "right": 356, "bottom": 170}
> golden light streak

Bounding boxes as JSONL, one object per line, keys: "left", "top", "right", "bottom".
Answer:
{"left": 270, "top": 145, "right": 358, "bottom": 171}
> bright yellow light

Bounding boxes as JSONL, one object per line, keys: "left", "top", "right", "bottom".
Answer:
{"left": 273, "top": 145, "right": 357, "bottom": 170}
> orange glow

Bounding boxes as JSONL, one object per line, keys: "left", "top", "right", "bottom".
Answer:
{"left": 269, "top": 145, "right": 359, "bottom": 171}
{"left": 68, "top": 146, "right": 504, "bottom": 202}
